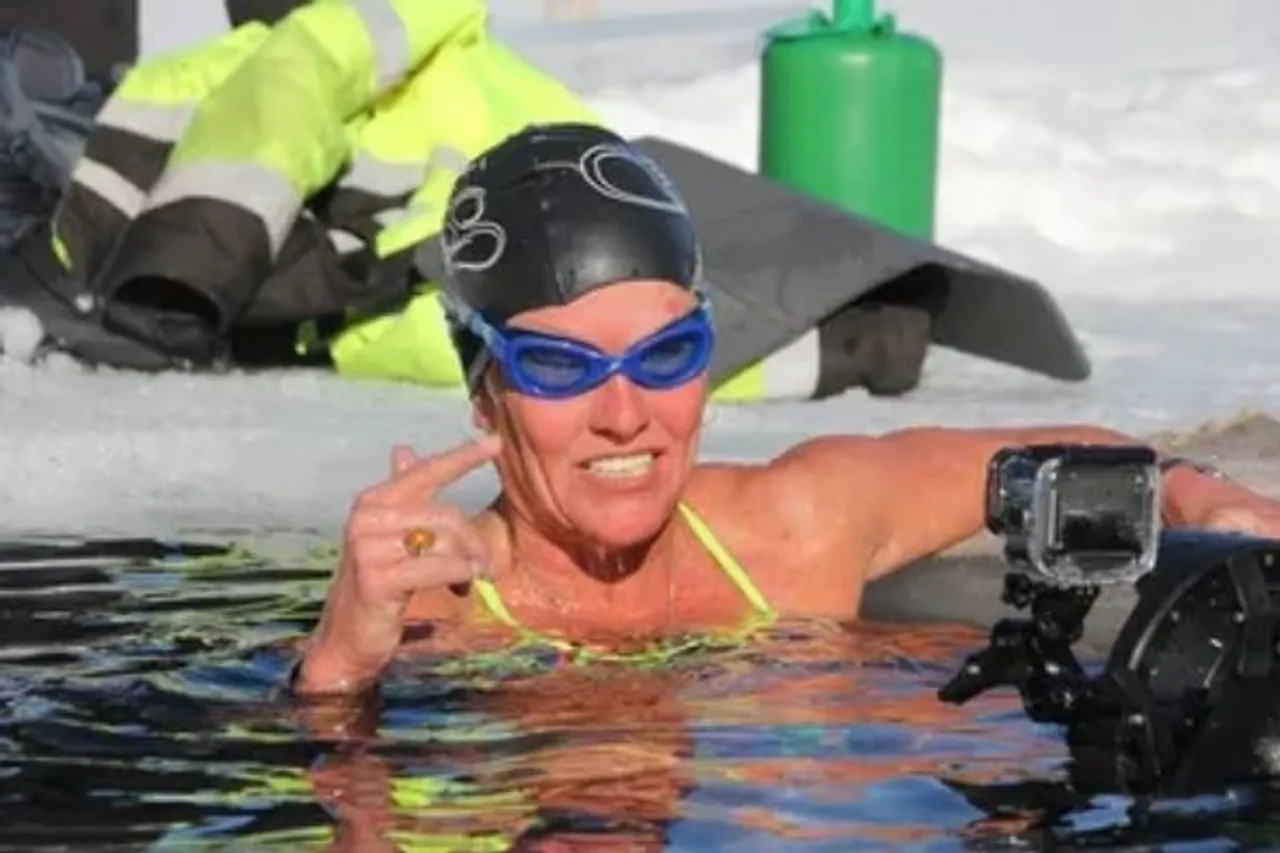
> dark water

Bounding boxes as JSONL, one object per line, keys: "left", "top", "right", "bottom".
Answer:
{"left": 2, "top": 538, "right": 1279, "bottom": 852}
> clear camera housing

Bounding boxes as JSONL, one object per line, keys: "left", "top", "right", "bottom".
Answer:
{"left": 986, "top": 445, "right": 1162, "bottom": 587}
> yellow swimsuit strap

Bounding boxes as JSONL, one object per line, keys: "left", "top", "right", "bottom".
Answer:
{"left": 674, "top": 501, "right": 773, "bottom": 617}
{"left": 471, "top": 501, "right": 775, "bottom": 654}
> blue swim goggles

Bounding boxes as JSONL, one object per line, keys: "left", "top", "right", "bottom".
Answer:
{"left": 462, "top": 295, "right": 715, "bottom": 399}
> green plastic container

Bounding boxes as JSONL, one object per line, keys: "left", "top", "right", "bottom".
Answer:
{"left": 759, "top": 0, "right": 943, "bottom": 238}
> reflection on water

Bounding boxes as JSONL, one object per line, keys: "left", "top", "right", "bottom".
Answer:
{"left": 2, "top": 537, "right": 1279, "bottom": 850}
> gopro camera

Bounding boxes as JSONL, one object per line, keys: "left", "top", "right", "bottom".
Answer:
{"left": 985, "top": 444, "right": 1161, "bottom": 587}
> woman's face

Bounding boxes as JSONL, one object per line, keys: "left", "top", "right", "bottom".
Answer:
{"left": 475, "top": 280, "right": 709, "bottom": 551}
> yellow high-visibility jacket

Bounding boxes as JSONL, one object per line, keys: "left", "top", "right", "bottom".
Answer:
{"left": 51, "top": 0, "right": 776, "bottom": 399}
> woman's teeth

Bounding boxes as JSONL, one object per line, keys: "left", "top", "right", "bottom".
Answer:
{"left": 585, "top": 453, "right": 655, "bottom": 478}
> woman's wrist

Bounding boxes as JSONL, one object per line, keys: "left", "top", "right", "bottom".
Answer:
{"left": 290, "top": 642, "right": 381, "bottom": 698}
{"left": 1158, "top": 455, "right": 1240, "bottom": 527}
{"left": 1158, "top": 455, "right": 1228, "bottom": 482}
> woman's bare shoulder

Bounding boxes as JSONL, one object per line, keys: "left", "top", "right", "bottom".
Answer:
{"left": 684, "top": 460, "right": 854, "bottom": 568}
{"left": 684, "top": 452, "right": 879, "bottom": 612}
{"left": 688, "top": 442, "right": 874, "bottom": 541}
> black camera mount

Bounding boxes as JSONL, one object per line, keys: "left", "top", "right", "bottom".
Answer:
{"left": 941, "top": 444, "right": 1280, "bottom": 795}
{"left": 937, "top": 573, "right": 1103, "bottom": 724}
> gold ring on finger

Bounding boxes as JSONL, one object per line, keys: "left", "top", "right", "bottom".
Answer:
{"left": 403, "top": 527, "right": 437, "bottom": 557}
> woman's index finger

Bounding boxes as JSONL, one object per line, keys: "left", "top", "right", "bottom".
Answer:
{"left": 382, "top": 434, "right": 502, "bottom": 500}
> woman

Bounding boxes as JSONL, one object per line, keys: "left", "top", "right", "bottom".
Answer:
{"left": 294, "top": 123, "right": 1280, "bottom": 697}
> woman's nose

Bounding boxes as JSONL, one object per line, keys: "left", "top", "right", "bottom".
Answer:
{"left": 587, "top": 373, "right": 650, "bottom": 441}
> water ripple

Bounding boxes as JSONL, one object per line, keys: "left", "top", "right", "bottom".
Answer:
{"left": 1, "top": 538, "right": 1277, "bottom": 850}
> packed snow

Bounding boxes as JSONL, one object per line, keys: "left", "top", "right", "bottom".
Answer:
{"left": 3, "top": 0, "right": 1280, "bottom": 538}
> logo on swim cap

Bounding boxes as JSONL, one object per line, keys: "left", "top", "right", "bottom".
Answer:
{"left": 575, "top": 143, "right": 689, "bottom": 215}
{"left": 441, "top": 185, "right": 507, "bottom": 274}
{"left": 579, "top": 142, "right": 703, "bottom": 289}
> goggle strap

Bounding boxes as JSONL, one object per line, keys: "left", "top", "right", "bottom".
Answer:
{"left": 441, "top": 294, "right": 495, "bottom": 392}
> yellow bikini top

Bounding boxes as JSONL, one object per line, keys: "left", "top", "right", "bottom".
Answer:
{"left": 469, "top": 502, "right": 776, "bottom": 665}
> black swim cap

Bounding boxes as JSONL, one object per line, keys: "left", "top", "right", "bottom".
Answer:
{"left": 430, "top": 123, "right": 703, "bottom": 387}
